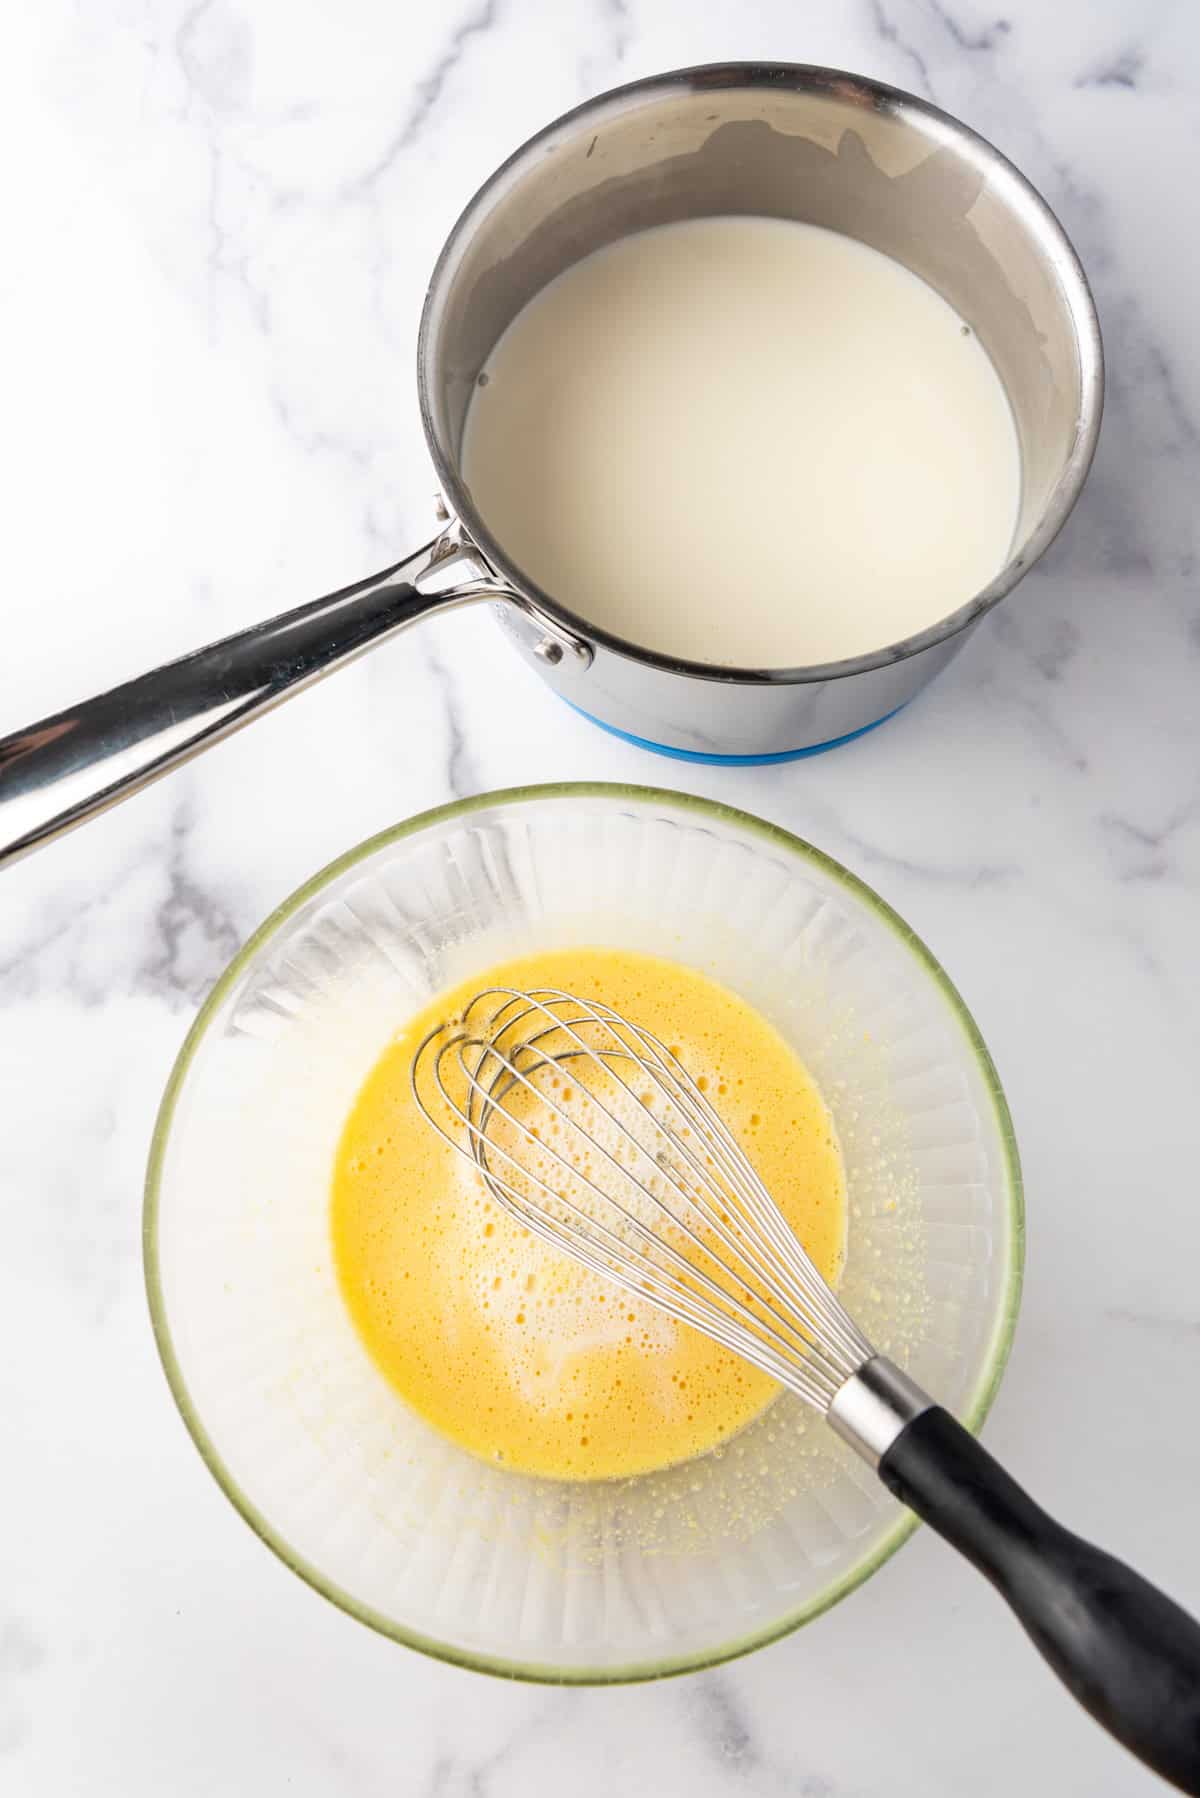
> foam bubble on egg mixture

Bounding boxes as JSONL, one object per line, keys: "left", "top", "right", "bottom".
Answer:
{"left": 441, "top": 1151, "right": 679, "bottom": 1410}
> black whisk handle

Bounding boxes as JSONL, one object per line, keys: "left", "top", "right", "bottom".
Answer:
{"left": 880, "top": 1406, "right": 1200, "bottom": 1795}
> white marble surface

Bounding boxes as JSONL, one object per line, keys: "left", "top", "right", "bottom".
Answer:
{"left": 2, "top": 1, "right": 1199, "bottom": 1791}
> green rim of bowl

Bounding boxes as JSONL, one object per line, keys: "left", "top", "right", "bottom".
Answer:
{"left": 144, "top": 782, "right": 1024, "bottom": 1685}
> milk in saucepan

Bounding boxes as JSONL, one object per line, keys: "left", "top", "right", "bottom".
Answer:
{"left": 462, "top": 216, "right": 1020, "bottom": 668}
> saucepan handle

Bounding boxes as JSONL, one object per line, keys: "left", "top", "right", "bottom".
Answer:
{"left": 0, "top": 533, "right": 491, "bottom": 870}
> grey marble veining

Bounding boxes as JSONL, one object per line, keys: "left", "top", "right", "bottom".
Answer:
{"left": 2, "top": 2, "right": 1199, "bottom": 1793}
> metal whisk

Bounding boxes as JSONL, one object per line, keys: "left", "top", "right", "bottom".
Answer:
{"left": 414, "top": 987, "right": 1200, "bottom": 1796}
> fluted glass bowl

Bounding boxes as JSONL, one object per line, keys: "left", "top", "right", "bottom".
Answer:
{"left": 145, "top": 784, "right": 1022, "bottom": 1681}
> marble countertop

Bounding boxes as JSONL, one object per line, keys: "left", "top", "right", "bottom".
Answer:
{"left": 3, "top": 1, "right": 1199, "bottom": 1792}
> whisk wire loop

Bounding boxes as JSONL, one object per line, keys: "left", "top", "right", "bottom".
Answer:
{"left": 413, "top": 987, "right": 872, "bottom": 1411}
{"left": 470, "top": 1001, "right": 843, "bottom": 1379}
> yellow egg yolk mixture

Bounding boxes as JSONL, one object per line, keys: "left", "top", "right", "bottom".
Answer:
{"left": 331, "top": 948, "right": 846, "bottom": 1480}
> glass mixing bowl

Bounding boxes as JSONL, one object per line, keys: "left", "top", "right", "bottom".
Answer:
{"left": 145, "top": 784, "right": 1022, "bottom": 1681}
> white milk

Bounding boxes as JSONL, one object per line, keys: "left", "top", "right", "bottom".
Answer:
{"left": 462, "top": 216, "right": 1021, "bottom": 668}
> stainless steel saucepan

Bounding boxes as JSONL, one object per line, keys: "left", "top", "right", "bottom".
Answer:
{"left": 0, "top": 63, "right": 1102, "bottom": 868}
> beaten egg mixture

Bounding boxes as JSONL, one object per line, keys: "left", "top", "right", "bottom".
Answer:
{"left": 331, "top": 948, "right": 845, "bottom": 1480}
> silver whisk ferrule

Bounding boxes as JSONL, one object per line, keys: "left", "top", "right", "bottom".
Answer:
{"left": 411, "top": 985, "right": 893, "bottom": 1421}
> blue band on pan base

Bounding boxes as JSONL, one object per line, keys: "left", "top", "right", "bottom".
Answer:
{"left": 563, "top": 700, "right": 906, "bottom": 765}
